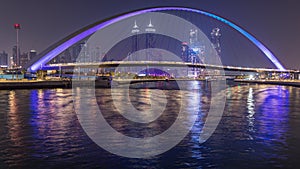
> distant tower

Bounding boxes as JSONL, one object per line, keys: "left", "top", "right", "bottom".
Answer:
{"left": 145, "top": 19, "right": 156, "bottom": 33}
{"left": 145, "top": 19, "right": 156, "bottom": 61}
{"left": 131, "top": 20, "right": 140, "bottom": 61}
{"left": 71, "top": 41, "right": 85, "bottom": 62}
{"left": 80, "top": 41, "right": 89, "bottom": 62}
{"left": 181, "top": 42, "right": 189, "bottom": 62}
{"left": 211, "top": 28, "right": 221, "bottom": 57}
{"left": 14, "top": 23, "right": 21, "bottom": 67}
{"left": 0, "top": 51, "right": 8, "bottom": 66}
{"left": 144, "top": 19, "right": 156, "bottom": 75}
{"left": 189, "top": 29, "right": 205, "bottom": 64}
{"left": 29, "top": 50, "right": 37, "bottom": 60}
{"left": 19, "top": 52, "right": 29, "bottom": 67}
{"left": 12, "top": 45, "right": 20, "bottom": 67}
{"left": 189, "top": 29, "right": 198, "bottom": 46}
{"left": 131, "top": 20, "right": 140, "bottom": 34}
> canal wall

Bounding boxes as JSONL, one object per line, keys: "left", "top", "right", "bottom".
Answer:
{"left": 0, "top": 80, "right": 71, "bottom": 89}
{"left": 2, "top": 79, "right": 300, "bottom": 90}
{"left": 234, "top": 79, "right": 300, "bottom": 87}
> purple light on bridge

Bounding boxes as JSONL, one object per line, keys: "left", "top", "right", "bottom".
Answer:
{"left": 29, "top": 7, "right": 286, "bottom": 72}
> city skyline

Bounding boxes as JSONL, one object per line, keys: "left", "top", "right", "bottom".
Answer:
{"left": 1, "top": 2, "right": 300, "bottom": 167}
{"left": 0, "top": 0, "right": 299, "bottom": 69}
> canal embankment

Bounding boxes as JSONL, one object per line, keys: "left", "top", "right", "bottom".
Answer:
{"left": 2, "top": 78, "right": 300, "bottom": 90}
{"left": 234, "top": 79, "right": 300, "bottom": 87}
{"left": 0, "top": 79, "right": 71, "bottom": 89}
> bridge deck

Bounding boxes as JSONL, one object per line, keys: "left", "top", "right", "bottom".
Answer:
{"left": 44, "top": 61, "right": 296, "bottom": 73}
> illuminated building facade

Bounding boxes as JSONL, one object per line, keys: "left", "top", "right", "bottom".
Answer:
{"left": 19, "top": 52, "right": 29, "bottom": 67}
{"left": 12, "top": 45, "right": 21, "bottom": 67}
{"left": 145, "top": 19, "right": 156, "bottom": 62}
{"left": 211, "top": 28, "right": 221, "bottom": 57}
{"left": 181, "top": 42, "right": 189, "bottom": 62}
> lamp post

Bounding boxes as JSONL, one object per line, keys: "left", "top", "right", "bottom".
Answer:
{"left": 14, "top": 23, "right": 21, "bottom": 67}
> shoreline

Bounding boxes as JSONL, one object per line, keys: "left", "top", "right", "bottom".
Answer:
{"left": 1, "top": 78, "right": 300, "bottom": 90}
{"left": 234, "top": 79, "right": 300, "bottom": 87}
{"left": 0, "top": 80, "right": 71, "bottom": 90}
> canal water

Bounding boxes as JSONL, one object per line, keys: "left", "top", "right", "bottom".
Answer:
{"left": 0, "top": 81, "right": 300, "bottom": 168}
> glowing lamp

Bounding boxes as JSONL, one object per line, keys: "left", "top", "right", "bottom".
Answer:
{"left": 14, "top": 23, "right": 21, "bottom": 29}
{"left": 182, "top": 42, "right": 188, "bottom": 45}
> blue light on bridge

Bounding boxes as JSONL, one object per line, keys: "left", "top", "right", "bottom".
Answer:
{"left": 28, "top": 7, "right": 286, "bottom": 72}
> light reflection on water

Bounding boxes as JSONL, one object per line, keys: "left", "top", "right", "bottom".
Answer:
{"left": 0, "top": 82, "right": 299, "bottom": 168}
{"left": 247, "top": 87, "right": 255, "bottom": 134}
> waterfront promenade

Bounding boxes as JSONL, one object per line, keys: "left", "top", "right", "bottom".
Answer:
{"left": 0, "top": 79, "right": 70, "bottom": 89}
{"left": 1, "top": 78, "right": 300, "bottom": 89}
{"left": 234, "top": 79, "right": 300, "bottom": 87}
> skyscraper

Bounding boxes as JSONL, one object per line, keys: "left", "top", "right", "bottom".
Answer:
{"left": 181, "top": 42, "right": 189, "bottom": 62}
{"left": 131, "top": 20, "right": 140, "bottom": 61}
{"left": 189, "top": 29, "right": 198, "bottom": 46}
{"left": 145, "top": 19, "right": 156, "bottom": 61}
{"left": 19, "top": 52, "right": 29, "bottom": 67}
{"left": 211, "top": 28, "right": 221, "bottom": 56}
{"left": 14, "top": 23, "right": 21, "bottom": 67}
{"left": 72, "top": 42, "right": 85, "bottom": 62}
{"left": 0, "top": 51, "right": 8, "bottom": 66}
{"left": 12, "top": 45, "right": 21, "bottom": 67}
{"left": 18, "top": 49, "right": 37, "bottom": 68}
{"left": 188, "top": 29, "right": 202, "bottom": 63}
{"left": 29, "top": 50, "right": 37, "bottom": 60}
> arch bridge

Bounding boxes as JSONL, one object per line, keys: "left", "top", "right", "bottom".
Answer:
{"left": 25, "top": 7, "right": 287, "bottom": 73}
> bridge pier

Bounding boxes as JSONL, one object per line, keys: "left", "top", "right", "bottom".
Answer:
{"left": 294, "top": 73, "right": 297, "bottom": 80}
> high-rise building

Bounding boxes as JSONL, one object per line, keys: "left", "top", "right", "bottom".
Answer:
{"left": 181, "top": 42, "right": 189, "bottom": 62}
{"left": 72, "top": 42, "right": 85, "bottom": 62}
{"left": 19, "top": 52, "right": 29, "bottom": 67}
{"left": 63, "top": 49, "right": 72, "bottom": 63}
{"left": 19, "top": 49, "right": 37, "bottom": 67}
{"left": 131, "top": 20, "right": 140, "bottom": 61}
{"left": 49, "top": 40, "right": 86, "bottom": 64}
{"left": 211, "top": 28, "right": 221, "bottom": 56}
{"left": 144, "top": 19, "right": 156, "bottom": 75}
{"left": 78, "top": 41, "right": 89, "bottom": 62}
{"left": 29, "top": 50, "right": 37, "bottom": 60}
{"left": 14, "top": 23, "right": 21, "bottom": 67}
{"left": 89, "top": 46, "right": 101, "bottom": 63}
{"left": 145, "top": 19, "right": 156, "bottom": 62}
{"left": 189, "top": 29, "right": 198, "bottom": 46}
{"left": 129, "top": 20, "right": 140, "bottom": 73}
{"left": 0, "top": 51, "right": 8, "bottom": 66}
{"left": 188, "top": 29, "right": 202, "bottom": 64}
{"left": 12, "top": 45, "right": 21, "bottom": 66}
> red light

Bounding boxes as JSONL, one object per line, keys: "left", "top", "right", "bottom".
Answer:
{"left": 182, "top": 42, "right": 188, "bottom": 45}
{"left": 14, "top": 23, "right": 21, "bottom": 29}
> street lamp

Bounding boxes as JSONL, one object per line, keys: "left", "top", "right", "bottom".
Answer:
{"left": 14, "top": 23, "right": 21, "bottom": 67}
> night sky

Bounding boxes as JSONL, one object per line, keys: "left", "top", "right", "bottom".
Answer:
{"left": 0, "top": 0, "right": 299, "bottom": 69}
